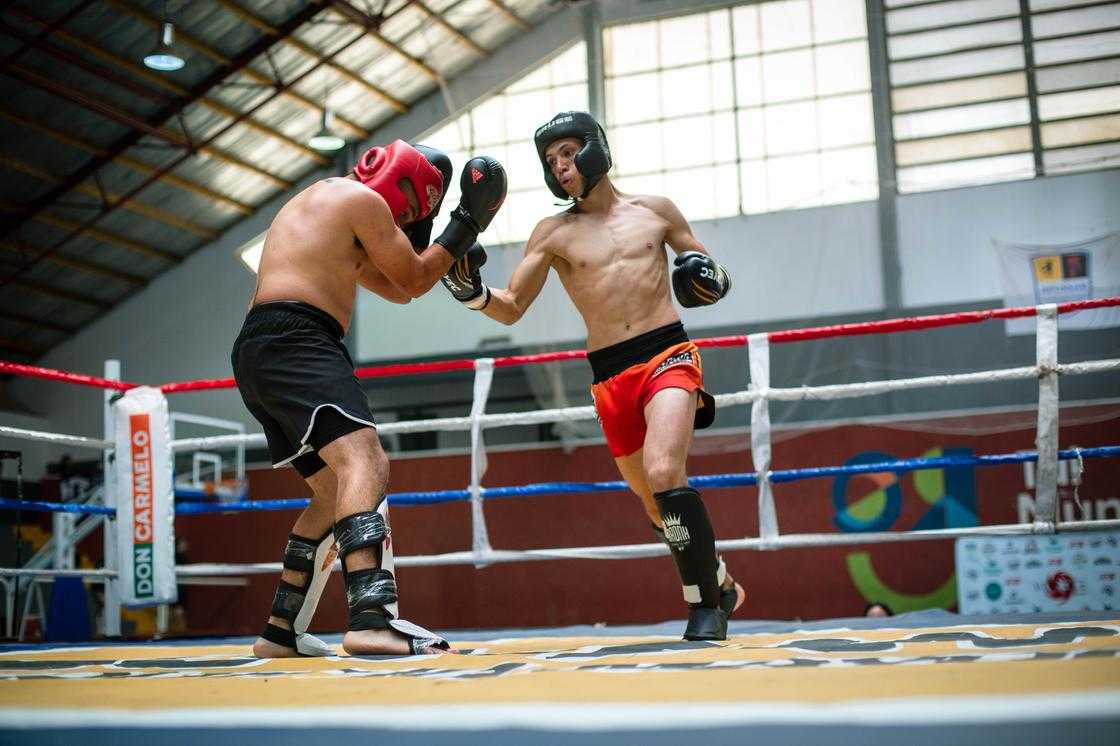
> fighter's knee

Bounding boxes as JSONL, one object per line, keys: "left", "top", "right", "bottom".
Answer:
{"left": 645, "top": 458, "right": 685, "bottom": 492}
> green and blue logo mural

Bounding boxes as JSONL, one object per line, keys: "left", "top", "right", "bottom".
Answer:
{"left": 834, "top": 447, "right": 977, "bottom": 612}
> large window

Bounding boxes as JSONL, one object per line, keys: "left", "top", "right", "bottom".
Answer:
{"left": 604, "top": 0, "right": 878, "bottom": 218}
{"left": 887, "top": 0, "right": 1120, "bottom": 192}
{"left": 1031, "top": 0, "right": 1120, "bottom": 175}
{"left": 420, "top": 43, "right": 587, "bottom": 246}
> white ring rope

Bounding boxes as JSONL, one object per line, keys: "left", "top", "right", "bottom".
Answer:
{"left": 5, "top": 518, "right": 1120, "bottom": 580}
{"left": 4, "top": 361, "right": 1113, "bottom": 454}
{"left": 0, "top": 425, "right": 112, "bottom": 450}
{"left": 165, "top": 359, "right": 1120, "bottom": 452}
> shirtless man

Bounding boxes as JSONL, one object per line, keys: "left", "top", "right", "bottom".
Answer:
{"left": 442, "top": 112, "right": 742, "bottom": 640}
{"left": 232, "top": 140, "right": 506, "bottom": 657}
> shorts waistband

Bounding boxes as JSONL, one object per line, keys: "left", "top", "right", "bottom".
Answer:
{"left": 588, "top": 321, "right": 689, "bottom": 383}
{"left": 246, "top": 301, "right": 345, "bottom": 340}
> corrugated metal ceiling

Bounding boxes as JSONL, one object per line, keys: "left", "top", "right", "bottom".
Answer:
{"left": 0, "top": 0, "right": 556, "bottom": 361}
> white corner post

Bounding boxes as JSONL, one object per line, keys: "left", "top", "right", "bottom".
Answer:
{"left": 748, "top": 334, "right": 779, "bottom": 546}
{"left": 469, "top": 358, "right": 496, "bottom": 563}
{"left": 1033, "top": 304, "right": 1060, "bottom": 531}
{"left": 102, "top": 360, "right": 122, "bottom": 637}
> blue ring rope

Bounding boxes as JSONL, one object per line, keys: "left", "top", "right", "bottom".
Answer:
{"left": 2, "top": 445, "right": 1116, "bottom": 517}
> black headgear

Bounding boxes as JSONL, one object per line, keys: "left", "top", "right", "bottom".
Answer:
{"left": 533, "top": 111, "right": 612, "bottom": 200}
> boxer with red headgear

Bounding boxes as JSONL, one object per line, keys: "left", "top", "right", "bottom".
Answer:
{"left": 442, "top": 111, "right": 742, "bottom": 642}
{"left": 231, "top": 140, "right": 506, "bottom": 658}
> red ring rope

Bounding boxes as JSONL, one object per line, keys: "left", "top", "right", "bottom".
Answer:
{"left": 2, "top": 297, "right": 1116, "bottom": 393}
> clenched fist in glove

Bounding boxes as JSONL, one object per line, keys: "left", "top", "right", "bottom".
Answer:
{"left": 435, "top": 156, "right": 507, "bottom": 260}
{"left": 671, "top": 251, "right": 731, "bottom": 308}
{"left": 441, "top": 242, "right": 490, "bottom": 310}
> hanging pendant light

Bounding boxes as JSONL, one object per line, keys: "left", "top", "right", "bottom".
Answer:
{"left": 144, "top": 21, "right": 186, "bottom": 72}
{"left": 309, "top": 107, "right": 345, "bottom": 152}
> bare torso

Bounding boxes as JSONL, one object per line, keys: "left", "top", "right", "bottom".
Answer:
{"left": 252, "top": 178, "right": 374, "bottom": 332}
{"left": 540, "top": 195, "right": 680, "bottom": 351}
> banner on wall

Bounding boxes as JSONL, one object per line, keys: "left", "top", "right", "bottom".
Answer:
{"left": 113, "top": 386, "right": 177, "bottom": 607}
{"left": 956, "top": 532, "right": 1119, "bottom": 615}
{"left": 993, "top": 230, "right": 1120, "bottom": 335}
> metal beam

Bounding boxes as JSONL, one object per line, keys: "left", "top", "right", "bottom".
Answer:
{"left": 6, "top": 6, "right": 331, "bottom": 165}
{"left": 0, "top": 1, "right": 330, "bottom": 242}
{"left": 3, "top": 65, "right": 292, "bottom": 190}
{"left": 410, "top": 0, "right": 488, "bottom": 57}
{"left": 0, "top": 335, "right": 48, "bottom": 358}
{"left": 1, "top": 24, "right": 369, "bottom": 289}
{"left": 865, "top": 0, "right": 901, "bottom": 311}
{"left": 0, "top": 108, "right": 253, "bottom": 216}
{"left": 0, "top": 16, "right": 165, "bottom": 104}
{"left": 0, "top": 0, "right": 96, "bottom": 68}
{"left": 0, "top": 156, "right": 218, "bottom": 240}
{"left": 33, "top": 212, "right": 182, "bottom": 265}
{"left": 485, "top": 0, "right": 531, "bottom": 31}
{"left": 0, "top": 240, "right": 146, "bottom": 287}
{"left": 107, "top": 0, "right": 369, "bottom": 140}
{"left": 7, "top": 276, "right": 112, "bottom": 309}
{"left": 215, "top": 0, "right": 407, "bottom": 114}
{"left": 328, "top": 0, "right": 443, "bottom": 81}
{"left": 0, "top": 308, "right": 77, "bottom": 335}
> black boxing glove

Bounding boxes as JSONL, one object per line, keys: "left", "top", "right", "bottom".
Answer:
{"left": 441, "top": 242, "right": 490, "bottom": 310}
{"left": 403, "top": 144, "right": 454, "bottom": 250}
{"left": 435, "top": 156, "right": 507, "bottom": 260}
{"left": 672, "top": 251, "right": 731, "bottom": 308}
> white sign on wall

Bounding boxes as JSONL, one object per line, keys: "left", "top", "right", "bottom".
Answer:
{"left": 993, "top": 230, "right": 1120, "bottom": 335}
{"left": 956, "top": 532, "right": 1119, "bottom": 615}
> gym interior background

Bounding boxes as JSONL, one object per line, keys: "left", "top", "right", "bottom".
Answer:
{"left": 0, "top": 0, "right": 1117, "bottom": 637}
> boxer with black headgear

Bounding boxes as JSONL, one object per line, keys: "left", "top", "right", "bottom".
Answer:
{"left": 233, "top": 139, "right": 506, "bottom": 657}
{"left": 441, "top": 111, "right": 742, "bottom": 641}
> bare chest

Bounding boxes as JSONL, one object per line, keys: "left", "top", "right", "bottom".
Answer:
{"left": 554, "top": 212, "right": 667, "bottom": 274}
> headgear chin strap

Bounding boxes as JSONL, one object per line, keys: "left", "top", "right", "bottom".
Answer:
{"left": 533, "top": 111, "right": 612, "bottom": 200}
{"left": 353, "top": 140, "right": 444, "bottom": 225}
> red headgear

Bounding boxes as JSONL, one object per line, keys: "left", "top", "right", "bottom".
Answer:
{"left": 352, "top": 140, "right": 443, "bottom": 226}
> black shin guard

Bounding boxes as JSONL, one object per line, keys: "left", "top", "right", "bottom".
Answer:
{"left": 655, "top": 487, "right": 721, "bottom": 609}
{"left": 261, "top": 530, "right": 335, "bottom": 654}
{"left": 334, "top": 510, "right": 397, "bottom": 631}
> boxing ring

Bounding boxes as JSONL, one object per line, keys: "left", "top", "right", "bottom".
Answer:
{"left": 1, "top": 298, "right": 1119, "bottom": 744}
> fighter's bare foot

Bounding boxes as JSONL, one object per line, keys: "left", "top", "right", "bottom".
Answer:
{"left": 720, "top": 579, "right": 746, "bottom": 616}
{"left": 252, "top": 636, "right": 302, "bottom": 658}
{"left": 342, "top": 628, "right": 454, "bottom": 656}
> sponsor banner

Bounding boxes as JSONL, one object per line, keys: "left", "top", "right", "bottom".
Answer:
{"left": 993, "top": 230, "right": 1120, "bottom": 335}
{"left": 956, "top": 531, "right": 1120, "bottom": 615}
{"left": 113, "top": 386, "right": 177, "bottom": 607}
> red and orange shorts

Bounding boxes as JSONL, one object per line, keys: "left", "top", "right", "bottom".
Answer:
{"left": 589, "top": 331, "right": 715, "bottom": 458}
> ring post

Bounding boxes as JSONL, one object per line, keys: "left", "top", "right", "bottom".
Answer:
{"left": 748, "top": 334, "right": 779, "bottom": 546}
{"left": 102, "top": 360, "right": 122, "bottom": 637}
{"left": 469, "top": 358, "right": 496, "bottom": 564}
{"left": 1033, "top": 304, "right": 1060, "bottom": 530}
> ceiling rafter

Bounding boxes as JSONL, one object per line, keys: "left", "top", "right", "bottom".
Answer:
{"left": 328, "top": 0, "right": 442, "bottom": 82}
{"left": 0, "top": 10, "right": 370, "bottom": 290}
{"left": 0, "top": 0, "right": 96, "bottom": 68}
{"left": 0, "top": 156, "right": 218, "bottom": 240}
{"left": 0, "top": 240, "right": 146, "bottom": 287}
{"left": 0, "top": 1, "right": 334, "bottom": 244}
{"left": 215, "top": 0, "right": 408, "bottom": 114}
{"left": 4, "top": 65, "right": 293, "bottom": 191}
{"left": 409, "top": 0, "right": 488, "bottom": 57}
{"left": 0, "top": 308, "right": 78, "bottom": 335}
{"left": 26, "top": 211, "right": 182, "bottom": 265}
{"left": 7, "top": 5, "right": 331, "bottom": 166}
{"left": 107, "top": 0, "right": 370, "bottom": 140}
{"left": 0, "top": 108, "right": 253, "bottom": 216}
{"left": 485, "top": 1, "right": 532, "bottom": 32}
{"left": 7, "top": 276, "right": 112, "bottom": 309}
{"left": 0, "top": 15, "right": 166, "bottom": 104}
{"left": 0, "top": 335, "right": 48, "bottom": 358}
